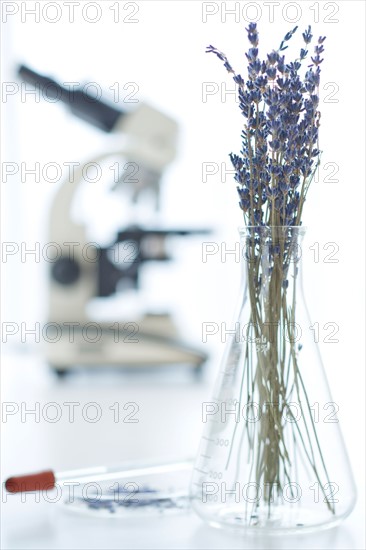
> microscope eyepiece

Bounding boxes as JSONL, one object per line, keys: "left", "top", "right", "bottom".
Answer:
{"left": 17, "top": 64, "right": 123, "bottom": 132}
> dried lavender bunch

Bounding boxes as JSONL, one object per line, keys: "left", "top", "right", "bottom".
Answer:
{"left": 207, "top": 24, "right": 326, "bottom": 228}
{"left": 205, "top": 25, "right": 334, "bottom": 518}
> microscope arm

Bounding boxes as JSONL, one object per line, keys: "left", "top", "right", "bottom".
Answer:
{"left": 48, "top": 102, "right": 178, "bottom": 320}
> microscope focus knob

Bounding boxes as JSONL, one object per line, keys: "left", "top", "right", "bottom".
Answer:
{"left": 51, "top": 257, "right": 80, "bottom": 285}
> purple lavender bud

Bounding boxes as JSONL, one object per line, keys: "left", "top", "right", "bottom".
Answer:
{"left": 267, "top": 51, "right": 279, "bottom": 65}
{"left": 279, "top": 180, "right": 289, "bottom": 193}
{"left": 245, "top": 23, "right": 257, "bottom": 33}
{"left": 254, "top": 76, "right": 268, "bottom": 89}
{"left": 283, "top": 164, "right": 292, "bottom": 176}
{"left": 224, "top": 61, "right": 233, "bottom": 72}
{"left": 284, "top": 26, "right": 298, "bottom": 41}
{"left": 233, "top": 74, "right": 244, "bottom": 87}
{"left": 250, "top": 89, "right": 261, "bottom": 102}
{"left": 270, "top": 139, "right": 281, "bottom": 151}
{"left": 248, "top": 32, "right": 259, "bottom": 46}
{"left": 277, "top": 55, "right": 286, "bottom": 73}
{"left": 289, "top": 175, "right": 300, "bottom": 187}
{"left": 246, "top": 48, "right": 259, "bottom": 61}
{"left": 302, "top": 25, "right": 313, "bottom": 44}
{"left": 266, "top": 67, "right": 277, "bottom": 80}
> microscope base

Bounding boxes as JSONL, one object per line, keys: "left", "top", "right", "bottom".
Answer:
{"left": 45, "top": 322, "right": 206, "bottom": 375}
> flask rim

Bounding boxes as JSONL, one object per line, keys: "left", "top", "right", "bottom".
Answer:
{"left": 238, "top": 225, "right": 307, "bottom": 235}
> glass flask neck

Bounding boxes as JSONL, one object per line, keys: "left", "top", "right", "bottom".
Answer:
{"left": 239, "top": 225, "right": 306, "bottom": 294}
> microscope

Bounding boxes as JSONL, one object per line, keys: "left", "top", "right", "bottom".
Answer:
{"left": 18, "top": 66, "right": 208, "bottom": 376}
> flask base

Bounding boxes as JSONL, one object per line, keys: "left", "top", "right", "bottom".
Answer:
{"left": 194, "top": 503, "right": 353, "bottom": 535}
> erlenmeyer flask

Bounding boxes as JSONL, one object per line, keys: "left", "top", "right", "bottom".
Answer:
{"left": 190, "top": 226, "right": 356, "bottom": 533}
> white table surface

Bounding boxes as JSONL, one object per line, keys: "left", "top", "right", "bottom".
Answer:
{"left": 1, "top": 352, "right": 365, "bottom": 550}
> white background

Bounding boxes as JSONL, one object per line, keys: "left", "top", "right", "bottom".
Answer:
{"left": 1, "top": 1, "right": 365, "bottom": 549}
